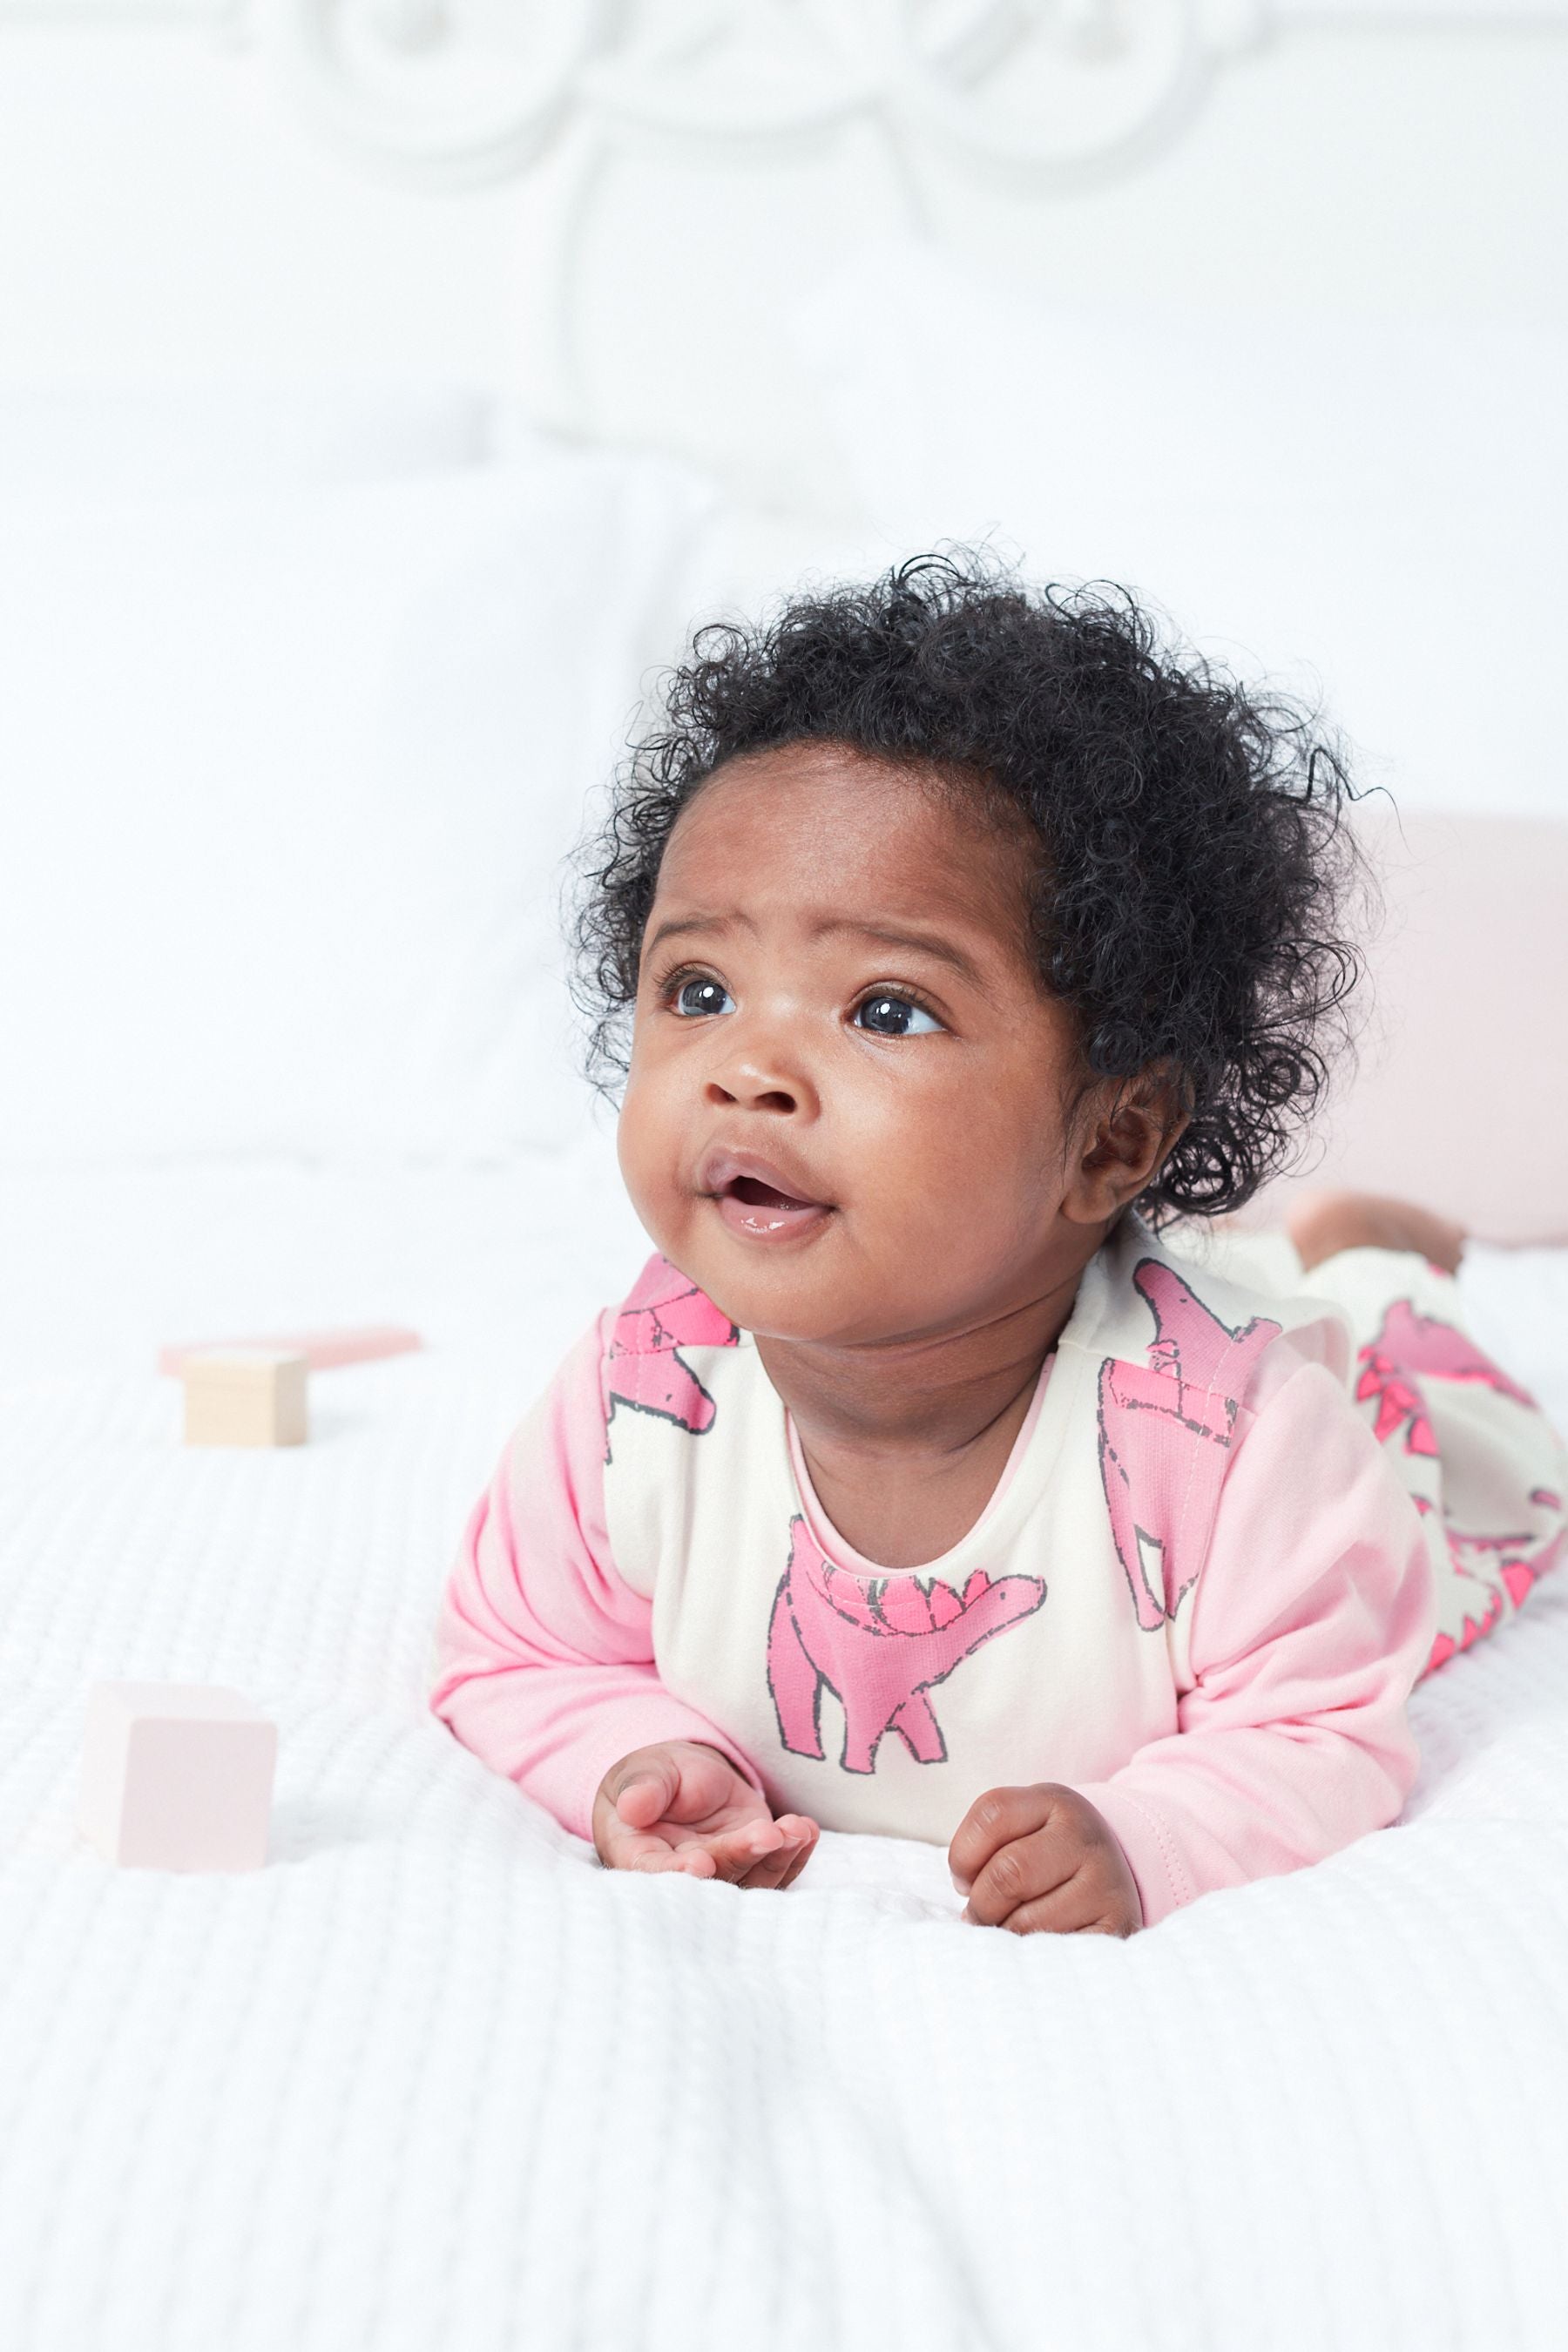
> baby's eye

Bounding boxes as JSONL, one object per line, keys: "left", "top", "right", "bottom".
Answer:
{"left": 672, "top": 976, "right": 734, "bottom": 1018}
{"left": 854, "top": 994, "right": 943, "bottom": 1037}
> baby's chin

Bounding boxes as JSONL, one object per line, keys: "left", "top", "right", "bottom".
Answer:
{"left": 655, "top": 1206, "right": 897, "bottom": 1346}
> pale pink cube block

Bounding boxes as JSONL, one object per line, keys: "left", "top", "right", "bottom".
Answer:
{"left": 79, "top": 1683, "right": 278, "bottom": 1871}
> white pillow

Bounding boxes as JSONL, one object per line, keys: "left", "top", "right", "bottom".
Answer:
{"left": 789, "top": 241, "right": 1568, "bottom": 819}
{"left": 0, "top": 385, "right": 493, "bottom": 495}
{"left": 0, "top": 449, "right": 717, "bottom": 1166}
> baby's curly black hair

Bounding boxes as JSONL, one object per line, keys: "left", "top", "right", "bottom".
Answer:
{"left": 571, "top": 551, "right": 1382, "bottom": 1227}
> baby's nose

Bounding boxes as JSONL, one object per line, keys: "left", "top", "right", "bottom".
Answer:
{"left": 703, "top": 1044, "right": 813, "bottom": 1117}
{"left": 706, "top": 1071, "right": 799, "bottom": 1114}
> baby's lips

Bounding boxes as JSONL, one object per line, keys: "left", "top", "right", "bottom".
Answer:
{"left": 697, "top": 1144, "right": 832, "bottom": 1210}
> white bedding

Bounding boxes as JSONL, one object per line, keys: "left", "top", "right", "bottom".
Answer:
{"left": 3, "top": 1161, "right": 1568, "bottom": 2351}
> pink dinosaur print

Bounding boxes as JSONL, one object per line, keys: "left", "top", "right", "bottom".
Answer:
{"left": 1098, "top": 1260, "right": 1283, "bottom": 1632}
{"left": 1348, "top": 1300, "right": 1560, "bottom": 1675}
{"left": 1419, "top": 1489, "right": 1566, "bottom": 1676}
{"left": 1355, "top": 1299, "right": 1538, "bottom": 1457}
{"left": 765, "top": 1516, "right": 1047, "bottom": 1773}
{"left": 1425, "top": 1592, "right": 1505, "bottom": 1673}
{"left": 601, "top": 1255, "right": 739, "bottom": 1453}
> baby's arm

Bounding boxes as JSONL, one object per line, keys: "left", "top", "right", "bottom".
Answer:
{"left": 429, "top": 1316, "right": 774, "bottom": 1845}
{"left": 953, "top": 1347, "right": 1436, "bottom": 1932}
{"left": 1068, "top": 1353, "right": 1437, "bottom": 1926}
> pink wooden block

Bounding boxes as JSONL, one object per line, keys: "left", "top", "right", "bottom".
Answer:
{"left": 78, "top": 1683, "right": 278, "bottom": 1872}
{"left": 158, "top": 1324, "right": 422, "bottom": 1376}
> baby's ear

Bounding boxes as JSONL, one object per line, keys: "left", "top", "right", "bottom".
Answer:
{"left": 1064, "top": 1062, "right": 1191, "bottom": 1225}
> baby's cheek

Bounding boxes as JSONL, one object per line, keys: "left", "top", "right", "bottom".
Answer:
{"left": 896, "top": 1093, "right": 1044, "bottom": 1240}
{"left": 851, "top": 1152, "right": 1017, "bottom": 1324}
{"left": 616, "top": 1071, "right": 686, "bottom": 1243}
{"left": 929, "top": 1142, "right": 1064, "bottom": 1315}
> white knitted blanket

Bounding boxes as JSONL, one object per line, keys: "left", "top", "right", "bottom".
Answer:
{"left": 3, "top": 1168, "right": 1566, "bottom": 2352}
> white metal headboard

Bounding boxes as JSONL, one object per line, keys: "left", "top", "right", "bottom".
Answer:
{"left": 268, "top": 0, "right": 1263, "bottom": 193}
{"left": 5, "top": 1, "right": 1565, "bottom": 193}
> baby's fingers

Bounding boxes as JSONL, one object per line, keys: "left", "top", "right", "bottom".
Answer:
{"left": 949, "top": 1784, "right": 1057, "bottom": 1898}
{"left": 602, "top": 1824, "right": 717, "bottom": 1876}
{"left": 630, "top": 1843, "right": 719, "bottom": 1882}
{"left": 672, "top": 1816, "right": 794, "bottom": 1884}
{"left": 610, "top": 1755, "right": 680, "bottom": 1831}
{"left": 666, "top": 1808, "right": 818, "bottom": 1886}
{"left": 997, "top": 1882, "right": 1131, "bottom": 1937}
{"left": 963, "top": 1822, "right": 1094, "bottom": 1927}
{"left": 734, "top": 1817, "right": 819, "bottom": 1891}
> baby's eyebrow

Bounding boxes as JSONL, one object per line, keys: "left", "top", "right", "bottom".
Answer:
{"left": 808, "top": 919, "right": 984, "bottom": 989}
{"left": 644, "top": 912, "right": 749, "bottom": 956}
{"left": 644, "top": 909, "right": 984, "bottom": 989}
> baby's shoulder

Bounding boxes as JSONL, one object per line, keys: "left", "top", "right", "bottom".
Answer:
{"left": 1065, "top": 1214, "right": 1353, "bottom": 1403}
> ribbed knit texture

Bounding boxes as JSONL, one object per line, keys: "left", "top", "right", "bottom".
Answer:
{"left": 1, "top": 1217, "right": 1565, "bottom": 2349}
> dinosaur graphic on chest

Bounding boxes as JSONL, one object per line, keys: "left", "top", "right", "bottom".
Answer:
{"left": 765, "top": 1517, "right": 1047, "bottom": 1774}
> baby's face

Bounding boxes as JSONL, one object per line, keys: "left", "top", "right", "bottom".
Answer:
{"left": 617, "top": 743, "right": 1097, "bottom": 1348}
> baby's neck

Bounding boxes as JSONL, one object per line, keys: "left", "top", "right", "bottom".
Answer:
{"left": 754, "top": 1264, "right": 1088, "bottom": 1571}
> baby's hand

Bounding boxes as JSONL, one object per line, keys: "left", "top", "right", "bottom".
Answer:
{"left": 593, "top": 1740, "right": 821, "bottom": 1889}
{"left": 948, "top": 1783, "right": 1142, "bottom": 1938}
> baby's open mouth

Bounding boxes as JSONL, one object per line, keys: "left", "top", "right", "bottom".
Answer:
{"left": 701, "top": 1153, "right": 835, "bottom": 1240}
{"left": 727, "top": 1175, "right": 820, "bottom": 1212}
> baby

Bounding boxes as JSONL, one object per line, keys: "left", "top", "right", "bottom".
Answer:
{"left": 429, "top": 556, "right": 1566, "bottom": 1936}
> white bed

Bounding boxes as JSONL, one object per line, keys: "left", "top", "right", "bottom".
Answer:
{"left": 3, "top": 389, "right": 1567, "bottom": 2351}
{"left": 3, "top": 1154, "right": 1568, "bottom": 2352}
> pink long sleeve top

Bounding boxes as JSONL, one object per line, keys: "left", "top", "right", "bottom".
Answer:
{"left": 429, "top": 1213, "right": 1565, "bottom": 1924}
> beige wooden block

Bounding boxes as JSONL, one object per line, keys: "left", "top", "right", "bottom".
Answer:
{"left": 79, "top": 1682, "right": 278, "bottom": 1871}
{"left": 182, "top": 1348, "right": 308, "bottom": 1447}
